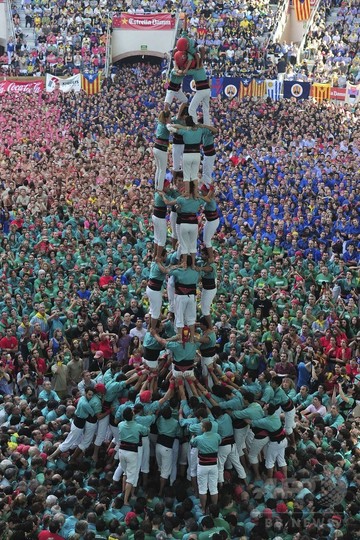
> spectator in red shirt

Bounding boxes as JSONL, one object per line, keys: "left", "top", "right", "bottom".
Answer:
{"left": 335, "top": 339, "right": 352, "bottom": 365}
{"left": 319, "top": 329, "right": 332, "bottom": 349}
{"left": 38, "top": 520, "right": 64, "bottom": 540}
{"left": 0, "top": 328, "right": 18, "bottom": 355}
{"left": 345, "top": 357, "right": 360, "bottom": 381}
{"left": 98, "top": 267, "right": 114, "bottom": 289}
{"left": 97, "top": 332, "right": 118, "bottom": 360}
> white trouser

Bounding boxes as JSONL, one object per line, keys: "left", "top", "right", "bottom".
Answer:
{"left": 153, "top": 147, "right": 168, "bottom": 190}
{"left": 174, "top": 293, "right": 196, "bottom": 328}
{"left": 170, "top": 438, "right": 179, "bottom": 485}
{"left": 170, "top": 211, "right": 179, "bottom": 240}
{"left": 234, "top": 425, "right": 249, "bottom": 457}
{"left": 156, "top": 443, "right": 173, "bottom": 479}
{"left": 118, "top": 449, "right": 139, "bottom": 485}
{"left": 59, "top": 422, "right": 84, "bottom": 452}
{"left": 201, "top": 354, "right": 215, "bottom": 389}
{"left": 189, "top": 88, "right": 211, "bottom": 125}
{"left": 146, "top": 286, "right": 163, "bottom": 319}
{"left": 187, "top": 446, "right": 198, "bottom": 480}
{"left": 113, "top": 456, "right": 123, "bottom": 482}
{"left": 202, "top": 154, "right": 216, "bottom": 186}
{"left": 200, "top": 287, "right": 217, "bottom": 317}
{"left": 248, "top": 435, "right": 269, "bottom": 465}
{"left": 265, "top": 438, "right": 288, "bottom": 468}
{"left": 143, "top": 358, "right": 158, "bottom": 370}
{"left": 167, "top": 275, "right": 175, "bottom": 313}
{"left": 197, "top": 463, "right": 218, "bottom": 495}
{"left": 164, "top": 88, "right": 188, "bottom": 106}
{"left": 179, "top": 222, "right": 198, "bottom": 254}
{"left": 94, "top": 415, "right": 110, "bottom": 446}
{"left": 283, "top": 408, "right": 296, "bottom": 435}
{"left": 140, "top": 436, "right": 150, "bottom": 474}
{"left": 79, "top": 420, "right": 98, "bottom": 451}
{"left": 218, "top": 443, "right": 246, "bottom": 482}
{"left": 179, "top": 441, "right": 188, "bottom": 466}
{"left": 203, "top": 218, "right": 219, "bottom": 248}
{"left": 109, "top": 422, "right": 119, "bottom": 445}
{"left": 172, "top": 144, "right": 184, "bottom": 172}
{"left": 182, "top": 152, "right": 201, "bottom": 182}
{"left": 152, "top": 215, "right": 167, "bottom": 247}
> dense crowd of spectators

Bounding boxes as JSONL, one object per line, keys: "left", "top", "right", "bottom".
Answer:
{"left": 0, "top": 43, "right": 359, "bottom": 540}
{"left": 300, "top": 0, "right": 360, "bottom": 85}
{"left": 3, "top": 0, "right": 287, "bottom": 78}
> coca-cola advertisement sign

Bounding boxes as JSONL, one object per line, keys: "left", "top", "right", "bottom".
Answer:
{"left": 113, "top": 13, "right": 175, "bottom": 30}
{"left": 0, "top": 80, "right": 44, "bottom": 96}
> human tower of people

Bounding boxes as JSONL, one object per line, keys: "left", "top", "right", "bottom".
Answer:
{"left": 103, "top": 32, "right": 298, "bottom": 512}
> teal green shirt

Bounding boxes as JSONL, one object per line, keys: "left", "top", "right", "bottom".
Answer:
{"left": 232, "top": 402, "right": 264, "bottom": 421}
{"left": 75, "top": 395, "right": 95, "bottom": 419}
{"left": 157, "top": 416, "right": 181, "bottom": 437}
{"left": 252, "top": 413, "right": 282, "bottom": 433}
{"left": 118, "top": 419, "right": 149, "bottom": 443}
{"left": 192, "top": 431, "right": 221, "bottom": 453}
{"left": 176, "top": 196, "right": 203, "bottom": 214}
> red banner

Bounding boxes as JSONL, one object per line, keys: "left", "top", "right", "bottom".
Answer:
{"left": 113, "top": 13, "right": 175, "bottom": 30}
{"left": 330, "top": 87, "right": 346, "bottom": 101}
{"left": 0, "top": 80, "right": 44, "bottom": 95}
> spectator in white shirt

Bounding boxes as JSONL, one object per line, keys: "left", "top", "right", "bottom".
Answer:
{"left": 129, "top": 318, "right": 147, "bottom": 342}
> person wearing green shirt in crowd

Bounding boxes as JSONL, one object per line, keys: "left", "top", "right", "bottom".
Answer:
{"left": 191, "top": 420, "right": 221, "bottom": 513}
{"left": 114, "top": 407, "right": 150, "bottom": 505}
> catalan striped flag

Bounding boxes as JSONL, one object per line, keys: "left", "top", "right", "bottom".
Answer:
{"left": 251, "top": 79, "right": 266, "bottom": 98}
{"left": 294, "top": 0, "right": 310, "bottom": 21}
{"left": 311, "top": 83, "right": 331, "bottom": 103}
{"left": 238, "top": 78, "right": 253, "bottom": 100}
{"left": 81, "top": 73, "right": 101, "bottom": 95}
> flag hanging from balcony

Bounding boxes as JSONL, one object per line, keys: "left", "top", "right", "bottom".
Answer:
{"left": 294, "top": 0, "right": 310, "bottom": 21}
{"left": 81, "top": 73, "right": 101, "bottom": 95}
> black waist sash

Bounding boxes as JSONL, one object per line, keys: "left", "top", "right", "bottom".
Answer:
{"left": 120, "top": 441, "right": 139, "bottom": 452}
{"left": 173, "top": 359, "right": 195, "bottom": 371}
{"left": 220, "top": 435, "right": 235, "bottom": 446}
{"left": 153, "top": 206, "right": 167, "bottom": 218}
{"left": 252, "top": 426, "right": 269, "bottom": 439}
{"left": 148, "top": 278, "right": 163, "bottom": 291}
{"left": 179, "top": 212, "right": 197, "bottom": 224}
{"left": 233, "top": 418, "right": 248, "bottom": 429}
{"left": 168, "top": 80, "right": 181, "bottom": 92}
{"left": 203, "top": 144, "right": 215, "bottom": 156}
{"left": 282, "top": 399, "right": 295, "bottom": 412}
{"left": 200, "top": 346, "right": 216, "bottom": 357}
{"left": 202, "top": 277, "right": 216, "bottom": 290}
{"left": 269, "top": 427, "right": 286, "bottom": 443}
{"left": 184, "top": 143, "right": 200, "bottom": 153}
{"left": 74, "top": 416, "right": 86, "bottom": 429}
{"left": 144, "top": 347, "right": 161, "bottom": 361}
{"left": 195, "top": 79, "right": 210, "bottom": 90}
{"left": 175, "top": 283, "right": 196, "bottom": 295}
{"left": 198, "top": 452, "right": 217, "bottom": 465}
{"left": 157, "top": 434, "right": 175, "bottom": 448}
{"left": 204, "top": 210, "right": 219, "bottom": 221}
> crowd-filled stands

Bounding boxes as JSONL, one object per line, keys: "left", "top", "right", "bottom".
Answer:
{"left": 3, "top": 0, "right": 287, "bottom": 78}
{"left": 300, "top": 0, "right": 360, "bottom": 85}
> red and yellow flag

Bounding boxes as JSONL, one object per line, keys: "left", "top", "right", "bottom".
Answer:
{"left": 294, "top": 0, "right": 310, "bottom": 21}
{"left": 81, "top": 73, "right": 101, "bottom": 95}
{"left": 311, "top": 83, "right": 331, "bottom": 103}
